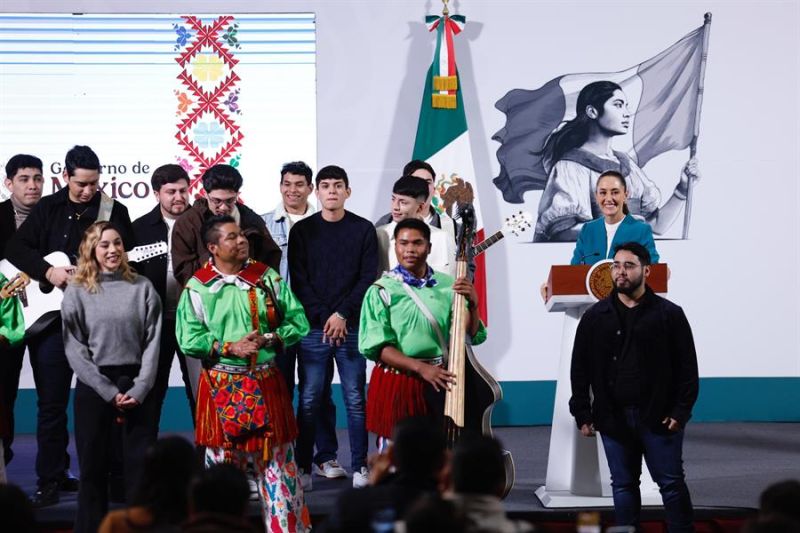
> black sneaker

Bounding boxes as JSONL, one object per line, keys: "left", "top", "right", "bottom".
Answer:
{"left": 59, "top": 472, "right": 80, "bottom": 492}
{"left": 31, "top": 482, "right": 60, "bottom": 508}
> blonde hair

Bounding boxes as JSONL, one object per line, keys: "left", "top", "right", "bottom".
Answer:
{"left": 72, "top": 221, "right": 136, "bottom": 293}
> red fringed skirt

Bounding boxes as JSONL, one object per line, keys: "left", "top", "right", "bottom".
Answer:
{"left": 366, "top": 362, "right": 432, "bottom": 439}
{"left": 195, "top": 364, "right": 297, "bottom": 453}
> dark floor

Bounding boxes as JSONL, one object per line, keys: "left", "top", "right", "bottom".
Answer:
{"left": 6, "top": 422, "right": 799, "bottom": 528}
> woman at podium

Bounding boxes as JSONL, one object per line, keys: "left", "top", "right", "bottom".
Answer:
{"left": 570, "top": 170, "right": 659, "bottom": 265}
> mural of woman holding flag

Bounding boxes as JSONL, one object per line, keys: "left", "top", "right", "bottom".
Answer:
{"left": 493, "top": 15, "right": 712, "bottom": 242}
{"left": 534, "top": 80, "right": 700, "bottom": 242}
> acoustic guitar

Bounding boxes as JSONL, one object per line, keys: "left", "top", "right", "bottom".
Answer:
{"left": 0, "top": 242, "right": 167, "bottom": 336}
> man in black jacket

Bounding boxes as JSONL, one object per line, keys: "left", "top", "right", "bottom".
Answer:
{"left": 6, "top": 145, "right": 134, "bottom": 506}
{"left": 570, "top": 241, "right": 698, "bottom": 533}
{"left": 131, "top": 164, "right": 199, "bottom": 427}
{"left": 0, "top": 154, "right": 44, "bottom": 467}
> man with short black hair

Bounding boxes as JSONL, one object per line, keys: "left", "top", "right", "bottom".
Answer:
{"left": 325, "top": 416, "right": 449, "bottom": 533}
{"left": 176, "top": 215, "right": 311, "bottom": 532}
{"left": 261, "top": 161, "right": 344, "bottom": 482}
{"left": 132, "top": 164, "right": 199, "bottom": 426}
{"left": 172, "top": 164, "right": 281, "bottom": 287}
{"left": 449, "top": 435, "right": 533, "bottom": 532}
{"left": 289, "top": 164, "right": 378, "bottom": 489}
{"left": 6, "top": 145, "right": 134, "bottom": 506}
{"left": 570, "top": 241, "right": 699, "bottom": 533}
{"left": 184, "top": 464, "right": 254, "bottom": 533}
{"left": 360, "top": 218, "right": 484, "bottom": 448}
{"left": 0, "top": 153, "right": 44, "bottom": 466}
{"left": 375, "top": 160, "right": 456, "bottom": 244}
{"left": 376, "top": 175, "right": 456, "bottom": 276}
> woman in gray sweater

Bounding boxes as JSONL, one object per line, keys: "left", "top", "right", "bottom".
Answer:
{"left": 61, "top": 221, "right": 162, "bottom": 533}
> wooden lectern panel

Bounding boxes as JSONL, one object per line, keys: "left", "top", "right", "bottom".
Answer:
{"left": 546, "top": 263, "right": 668, "bottom": 301}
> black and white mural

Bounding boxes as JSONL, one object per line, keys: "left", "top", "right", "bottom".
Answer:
{"left": 493, "top": 16, "right": 711, "bottom": 242}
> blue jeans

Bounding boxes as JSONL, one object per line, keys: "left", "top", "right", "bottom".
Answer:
{"left": 296, "top": 328, "right": 367, "bottom": 472}
{"left": 275, "top": 343, "right": 339, "bottom": 465}
{"left": 601, "top": 407, "right": 694, "bottom": 533}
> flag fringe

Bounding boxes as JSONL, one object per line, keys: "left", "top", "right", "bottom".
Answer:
{"left": 432, "top": 93, "right": 457, "bottom": 109}
{"left": 433, "top": 75, "right": 458, "bottom": 91}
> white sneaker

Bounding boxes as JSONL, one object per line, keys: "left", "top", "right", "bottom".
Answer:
{"left": 248, "top": 478, "right": 259, "bottom": 501}
{"left": 313, "top": 459, "right": 347, "bottom": 479}
{"left": 352, "top": 466, "right": 369, "bottom": 488}
{"left": 299, "top": 470, "right": 313, "bottom": 492}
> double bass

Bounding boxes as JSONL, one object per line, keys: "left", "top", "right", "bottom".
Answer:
{"left": 443, "top": 203, "right": 515, "bottom": 497}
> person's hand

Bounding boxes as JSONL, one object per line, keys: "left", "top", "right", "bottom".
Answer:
{"left": 662, "top": 417, "right": 681, "bottom": 432}
{"left": 580, "top": 423, "right": 596, "bottom": 437}
{"left": 453, "top": 277, "right": 478, "bottom": 310}
{"left": 322, "top": 314, "right": 347, "bottom": 346}
{"left": 115, "top": 393, "right": 140, "bottom": 410}
{"left": 228, "top": 331, "right": 262, "bottom": 358}
{"left": 113, "top": 393, "right": 125, "bottom": 410}
{"left": 678, "top": 157, "right": 701, "bottom": 189}
{"left": 46, "top": 266, "right": 75, "bottom": 289}
{"left": 540, "top": 282, "right": 548, "bottom": 302}
{"left": 417, "top": 363, "right": 456, "bottom": 392}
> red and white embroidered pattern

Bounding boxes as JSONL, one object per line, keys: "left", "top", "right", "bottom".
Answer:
{"left": 174, "top": 16, "right": 244, "bottom": 194}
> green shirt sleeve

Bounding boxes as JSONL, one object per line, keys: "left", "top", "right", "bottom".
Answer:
{"left": 268, "top": 272, "right": 310, "bottom": 347}
{"left": 358, "top": 284, "right": 397, "bottom": 361}
{"left": 0, "top": 274, "right": 25, "bottom": 347}
{"left": 470, "top": 319, "right": 488, "bottom": 346}
{"left": 175, "top": 282, "right": 216, "bottom": 359}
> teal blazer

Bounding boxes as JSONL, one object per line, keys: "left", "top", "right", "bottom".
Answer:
{"left": 570, "top": 214, "right": 660, "bottom": 265}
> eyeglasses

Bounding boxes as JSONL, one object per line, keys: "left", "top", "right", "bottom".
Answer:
{"left": 208, "top": 195, "right": 238, "bottom": 207}
{"left": 611, "top": 261, "right": 642, "bottom": 272}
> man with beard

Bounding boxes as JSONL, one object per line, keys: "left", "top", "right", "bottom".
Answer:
{"left": 132, "top": 164, "right": 200, "bottom": 426}
{"left": 570, "top": 242, "right": 699, "bottom": 533}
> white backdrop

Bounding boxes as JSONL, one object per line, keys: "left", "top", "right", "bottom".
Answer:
{"left": 3, "top": 1, "right": 799, "bottom": 394}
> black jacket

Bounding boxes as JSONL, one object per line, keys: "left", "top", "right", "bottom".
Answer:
{"left": 569, "top": 286, "right": 699, "bottom": 436}
{"left": 131, "top": 204, "right": 170, "bottom": 302}
{"left": 171, "top": 198, "right": 281, "bottom": 287}
{"left": 6, "top": 188, "right": 134, "bottom": 280}
{"left": 0, "top": 199, "right": 15, "bottom": 261}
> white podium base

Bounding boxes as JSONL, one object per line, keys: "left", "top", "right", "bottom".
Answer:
{"left": 535, "top": 485, "right": 664, "bottom": 508}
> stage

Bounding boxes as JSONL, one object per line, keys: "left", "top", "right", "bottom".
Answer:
{"left": 7, "top": 423, "right": 798, "bottom": 531}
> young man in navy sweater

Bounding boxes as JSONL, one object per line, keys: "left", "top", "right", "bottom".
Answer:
{"left": 288, "top": 165, "right": 378, "bottom": 489}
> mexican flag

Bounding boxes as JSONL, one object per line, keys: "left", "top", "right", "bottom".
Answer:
{"left": 412, "top": 13, "right": 489, "bottom": 323}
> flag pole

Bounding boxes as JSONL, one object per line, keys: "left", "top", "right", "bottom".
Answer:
{"left": 441, "top": 0, "right": 450, "bottom": 16}
{"left": 682, "top": 12, "right": 712, "bottom": 239}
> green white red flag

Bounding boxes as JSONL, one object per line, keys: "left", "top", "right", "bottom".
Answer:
{"left": 412, "top": 12, "right": 489, "bottom": 323}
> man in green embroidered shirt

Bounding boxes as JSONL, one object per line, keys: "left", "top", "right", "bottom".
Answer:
{"left": 359, "top": 218, "right": 486, "bottom": 449}
{"left": 176, "top": 215, "right": 311, "bottom": 532}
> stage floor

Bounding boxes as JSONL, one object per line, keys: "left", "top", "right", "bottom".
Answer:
{"left": 6, "top": 422, "right": 799, "bottom": 529}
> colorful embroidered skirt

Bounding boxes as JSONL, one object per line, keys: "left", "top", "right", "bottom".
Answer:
{"left": 196, "top": 364, "right": 297, "bottom": 454}
{"left": 366, "top": 361, "right": 436, "bottom": 439}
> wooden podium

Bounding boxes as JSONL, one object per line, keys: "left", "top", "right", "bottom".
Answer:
{"left": 536, "top": 262, "right": 668, "bottom": 508}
